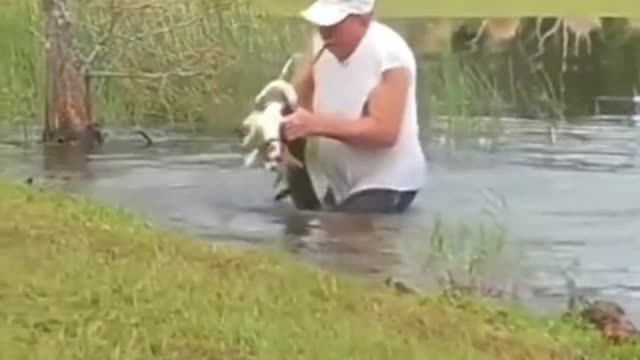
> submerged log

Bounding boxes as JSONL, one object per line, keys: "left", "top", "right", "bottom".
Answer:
{"left": 42, "top": 0, "right": 102, "bottom": 149}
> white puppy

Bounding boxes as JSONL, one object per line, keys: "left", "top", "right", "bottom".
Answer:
{"left": 239, "top": 51, "right": 331, "bottom": 206}
{"left": 240, "top": 78, "right": 307, "bottom": 199}
{"left": 241, "top": 79, "right": 300, "bottom": 169}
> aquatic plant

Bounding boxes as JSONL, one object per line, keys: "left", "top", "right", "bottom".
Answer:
{"left": 402, "top": 190, "right": 529, "bottom": 302}
{"left": 420, "top": 52, "right": 508, "bottom": 140}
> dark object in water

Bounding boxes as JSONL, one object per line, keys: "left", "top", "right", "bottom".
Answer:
{"left": 99, "top": 129, "right": 153, "bottom": 147}
{"left": 272, "top": 45, "right": 329, "bottom": 211}
{"left": 133, "top": 129, "right": 153, "bottom": 147}
{"left": 566, "top": 278, "right": 639, "bottom": 344}
{"left": 48, "top": 122, "right": 105, "bottom": 150}
{"left": 579, "top": 300, "right": 639, "bottom": 344}
{"left": 384, "top": 276, "right": 419, "bottom": 295}
{"left": 278, "top": 104, "right": 322, "bottom": 211}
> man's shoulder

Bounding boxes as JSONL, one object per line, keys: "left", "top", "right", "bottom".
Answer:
{"left": 370, "top": 20, "right": 416, "bottom": 70}
{"left": 371, "top": 21, "right": 412, "bottom": 50}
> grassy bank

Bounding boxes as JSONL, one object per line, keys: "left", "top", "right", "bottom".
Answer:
{"left": 0, "top": 177, "right": 638, "bottom": 359}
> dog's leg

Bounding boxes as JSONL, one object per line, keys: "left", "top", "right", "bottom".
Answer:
{"left": 241, "top": 112, "right": 261, "bottom": 147}
{"left": 274, "top": 187, "right": 291, "bottom": 201}
{"left": 241, "top": 124, "right": 257, "bottom": 148}
{"left": 273, "top": 170, "right": 291, "bottom": 201}
{"left": 244, "top": 148, "right": 260, "bottom": 167}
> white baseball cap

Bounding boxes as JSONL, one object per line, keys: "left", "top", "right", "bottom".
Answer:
{"left": 300, "top": 0, "right": 375, "bottom": 27}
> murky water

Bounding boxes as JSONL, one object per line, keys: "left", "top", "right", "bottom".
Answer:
{"left": 1, "top": 115, "right": 639, "bottom": 322}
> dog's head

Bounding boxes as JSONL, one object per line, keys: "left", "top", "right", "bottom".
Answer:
{"left": 254, "top": 79, "right": 298, "bottom": 116}
{"left": 240, "top": 80, "right": 299, "bottom": 170}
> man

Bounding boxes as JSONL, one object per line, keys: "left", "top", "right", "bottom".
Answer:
{"left": 282, "top": 0, "right": 427, "bottom": 214}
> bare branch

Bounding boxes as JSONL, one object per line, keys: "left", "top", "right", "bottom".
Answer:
{"left": 85, "top": 2, "right": 123, "bottom": 66}
{"left": 528, "top": 17, "right": 563, "bottom": 61}
{"left": 111, "top": 16, "right": 205, "bottom": 45}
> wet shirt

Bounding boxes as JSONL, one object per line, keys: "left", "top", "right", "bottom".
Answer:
{"left": 305, "top": 20, "right": 427, "bottom": 204}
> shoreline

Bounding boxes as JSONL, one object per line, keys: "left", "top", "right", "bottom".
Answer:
{"left": 0, "top": 176, "right": 637, "bottom": 359}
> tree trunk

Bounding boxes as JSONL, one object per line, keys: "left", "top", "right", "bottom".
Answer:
{"left": 42, "top": 0, "right": 102, "bottom": 149}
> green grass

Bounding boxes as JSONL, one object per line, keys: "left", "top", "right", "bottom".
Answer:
{"left": 0, "top": 1, "right": 43, "bottom": 126}
{"left": 0, "top": 176, "right": 639, "bottom": 359}
{"left": 254, "top": 0, "right": 640, "bottom": 17}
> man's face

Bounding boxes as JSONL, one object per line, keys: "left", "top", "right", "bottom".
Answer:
{"left": 317, "top": 15, "right": 360, "bottom": 60}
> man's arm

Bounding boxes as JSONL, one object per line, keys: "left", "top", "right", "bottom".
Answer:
{"left": 311, "top": 66, "right": 410, "bottom": 149}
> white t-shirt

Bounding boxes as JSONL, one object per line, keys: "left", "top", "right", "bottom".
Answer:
{"left": 305, "top": 20, "right": 427, "bottom": 204}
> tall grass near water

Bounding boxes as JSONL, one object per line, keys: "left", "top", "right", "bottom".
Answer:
{"left": 395, "top": 191, "right": 532, "bottom": 303}
{"left": 404, "top": 16, "right": 640, "bottom": 143}
{"left": 1, "top": 0, "right": 310, "bottom": 132}
{"left": 5, "top": 1, "right": 640, "bottom": 139}
{"left": 421, "top": 54, "right": 507, "bottom": 140}
{"left": 0, "top": 1, "right": 42, "bottom": 128}
{"left": 0, "top": 0, "right": 539, "bottom": 137}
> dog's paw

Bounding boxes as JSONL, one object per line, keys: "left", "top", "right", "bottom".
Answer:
{"left": 264, "top": 160, "right": 278, "bottom": 171}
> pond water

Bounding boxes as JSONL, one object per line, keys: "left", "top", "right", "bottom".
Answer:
{"left": 2, "top": 16, "right": 640, "bottom": 323}
{"left": 1, "top": 115, "right": 639, "bottom": 322}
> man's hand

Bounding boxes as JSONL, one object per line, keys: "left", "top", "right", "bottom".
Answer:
{"left": 282, "top": 107, "right": 319, "bottom": 141}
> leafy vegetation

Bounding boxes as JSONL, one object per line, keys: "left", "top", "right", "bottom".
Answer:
{"left": 1, "top": 0, "right": 310, "bottom": 130}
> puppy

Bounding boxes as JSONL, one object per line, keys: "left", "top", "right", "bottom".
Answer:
{"left": 240, "top": 79, "right": 322, "bottom": 209}
{"left": 241, "top": 79, "right": 298, "bottom": 168}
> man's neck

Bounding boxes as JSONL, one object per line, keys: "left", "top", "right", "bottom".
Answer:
{"left": 338, "top": 20, "right": 372, "bottom": 62}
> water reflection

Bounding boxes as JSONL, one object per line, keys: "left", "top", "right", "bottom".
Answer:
{"left": 279, "top": 212, "right": 398, "bottom": 277}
